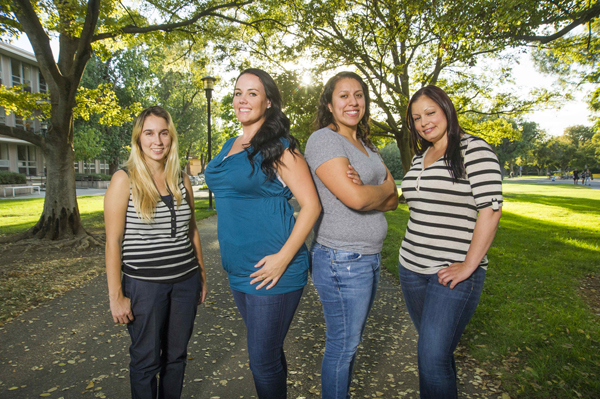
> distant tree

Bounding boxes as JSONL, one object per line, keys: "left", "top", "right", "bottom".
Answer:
{"left": 379, "top": 143, "right": 403, "bottom": 180}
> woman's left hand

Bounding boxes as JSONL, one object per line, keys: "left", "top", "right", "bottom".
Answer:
{"left": 437, "top": 262, "right": 477, "bottom": 289}
{"left": 250, "top": 252, "right": 290, "bottom": 290}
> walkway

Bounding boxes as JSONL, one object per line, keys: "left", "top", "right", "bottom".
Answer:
{"left": 0, "top": 215, "right": 505, "bottom": 398}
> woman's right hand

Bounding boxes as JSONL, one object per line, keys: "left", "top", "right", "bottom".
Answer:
{"left": 110, "top": 295, "right": 134, "bottom": 324}
{"left": 347, "top": 164, "right": 363, "bottom": 185}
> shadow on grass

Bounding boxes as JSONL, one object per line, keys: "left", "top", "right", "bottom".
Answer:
{"left": 468, "top": 210, "right": 600, "bottom": 398}
{"left": 380, "top": 203, "right": 600, "bottom": 398}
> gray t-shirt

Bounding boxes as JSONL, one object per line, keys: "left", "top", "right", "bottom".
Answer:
{"left": 304, "top": 127, "right": 388, "bottom": 254}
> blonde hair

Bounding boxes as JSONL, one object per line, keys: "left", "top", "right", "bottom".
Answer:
{"left": 126, "top": 106, "right": 183, "bottom": 222}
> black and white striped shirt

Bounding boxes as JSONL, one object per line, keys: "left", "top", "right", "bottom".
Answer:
{"left": 399, "top": 134, "right": 502, "bottom": 274}
{"left": 122, "top": 177, "right": 198, "bottom": 282}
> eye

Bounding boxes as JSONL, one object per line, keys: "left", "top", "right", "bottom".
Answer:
{"left": 413, "top": 116, "right": 421, "bottom": 121}
{"left": 427, "top": 111, "right": 435, "bottom": 116}
{"left": 234, "top": 92, "right": 241, "bottom": 96}
{"left": 356, "top": 93, "right": 363, "bottom": 98}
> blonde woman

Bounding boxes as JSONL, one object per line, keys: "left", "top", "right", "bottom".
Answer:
{"left": 104, "top": 106, "right": 207, "bottom": 399}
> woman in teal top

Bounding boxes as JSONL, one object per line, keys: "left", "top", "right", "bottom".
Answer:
{"left": 205, "top": 68, "right": 320, "bottom": 399}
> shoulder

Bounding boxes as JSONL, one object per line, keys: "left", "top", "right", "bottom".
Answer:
{"left": 105, "top": 170, "right": 130, "bottom": 204}
{"left": 110, "top": 169, "right": 130, "bottom": 187}
{"left": 306, "top": 128, "right": 340, "bottom": 149}
{"left": 462, "top": 134, "right": 496, "bottom": 157}
{"left": 463, "top": 133, "right": 493, "bottom": 150}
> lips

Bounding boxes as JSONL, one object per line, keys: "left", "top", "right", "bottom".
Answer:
{"left": 345, "top": 110, "right": 359, "bottom": 117}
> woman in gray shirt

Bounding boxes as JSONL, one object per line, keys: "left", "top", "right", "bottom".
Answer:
{"left": 304, "top": 72, "right": 398, "bottom": 399}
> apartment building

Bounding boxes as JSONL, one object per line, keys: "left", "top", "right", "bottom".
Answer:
{"left": 0, "top": 42, "right": 46, "bottom": 176}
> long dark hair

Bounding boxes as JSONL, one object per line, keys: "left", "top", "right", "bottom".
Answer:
{"left": 314, "top": 71, "right": 376, "bottom": 151}
{"left": 406, "top": 85, "right": 465, "bottom": 182}
{"left": 237, "top": 68, "right": 298, "bottom": 180}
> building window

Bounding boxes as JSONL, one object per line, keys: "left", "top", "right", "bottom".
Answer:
{"left": 40, "top": 120, "right": 48, "bottom": 136}
{"left": 0, "top": 143, "right": 9, "bottom": 171}
{"left": 39, "top": 71, "right": 47, "bottom": 93}
{"left": 0, "top": 55, "right": 3, "bottom": 86}
{"left": 17, "top": 145, "right": 37, "bottom": 175}
{"left": 74, "top": 161, "right": 80, "bottom": 173}
{"left": 22, "top": 64, "right": 31, "bottom": 92}
{"left": 0, "top": 107, "right": 5, "bottom": 125}
{"left": 84, "top": 161, "right": 95, "bottom": 174}
{"left": 15, "top": 114, "right": 23, "bottom": 128}
{"left": 11, "top": 59, "right": 21, "bottom": 87}
{"left": 100, "top": 159, "right": 109, "bottom": 174}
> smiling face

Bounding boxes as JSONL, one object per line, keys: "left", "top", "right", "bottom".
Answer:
{"left": 410, "top": 95, "right": 448, "bottom": 147}
{"left": 233, "top": 73, "right": 271, "bottom": 129}
{"left": 139, "top": 114, "right": 171, "bottom": 164}
{"left": 327, "top": 77, "right": 365, "bottom": 133}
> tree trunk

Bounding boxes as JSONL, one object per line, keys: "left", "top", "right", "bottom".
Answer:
{"left": 29, "top": 125, "right": 87, "bottom": 240}
{"left": 393, "top": 125, "right": 414, "bottom": 175}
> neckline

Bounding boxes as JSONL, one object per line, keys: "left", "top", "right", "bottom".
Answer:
{"left": 224, "top": 136, "right": 252, "bottom": 158}
{"left": 325, "top": 127, "right": 370, "bottom": 158}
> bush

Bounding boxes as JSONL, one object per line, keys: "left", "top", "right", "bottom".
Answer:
{"left": 75, "top": 173, "right": 111, "bottom": 181}
{"left": 379, "top": 142, "right": 403, "bottom": 179}
{"left": 0, "top": 171, "right": 27, "bottom": 185}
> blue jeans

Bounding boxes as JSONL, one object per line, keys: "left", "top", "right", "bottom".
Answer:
{"left": 123, "top": 273, "right": 201, "bottom": 399}
{"left": 232, "top": 288, "right": 303, "bottom": 399}
{"left": 310, "top": 242, "right": 380, "bottom": 399}
{"left": 398, "top": 263, "right": 486, "bottom": 399}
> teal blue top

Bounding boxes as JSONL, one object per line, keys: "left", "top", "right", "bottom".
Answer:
{"left": 204, "top": 137, "right": 308, "bottom": 295}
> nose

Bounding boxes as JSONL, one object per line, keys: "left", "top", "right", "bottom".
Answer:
{"left": 153, "top": 133, "right": 162, "bottom": 145}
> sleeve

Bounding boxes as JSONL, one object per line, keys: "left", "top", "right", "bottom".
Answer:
{"left": 304, "top": 129, "right": 348, "bottom": 171}
{"left": 464, "top": 137, "right": 503, "bottom": 211}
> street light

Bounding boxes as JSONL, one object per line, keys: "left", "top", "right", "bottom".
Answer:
{"left": 202, "top": 76, "right": 216, "bottom": 211}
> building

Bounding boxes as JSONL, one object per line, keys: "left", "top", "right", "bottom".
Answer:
{"left": 0, "top": 42, "right": 46, "bottom": 176}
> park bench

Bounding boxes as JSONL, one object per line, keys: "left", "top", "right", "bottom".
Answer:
{"left": 3, "top": 185, "right": 41, "bottom": 197}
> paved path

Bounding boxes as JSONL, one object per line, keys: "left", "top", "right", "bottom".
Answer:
{"left": 0, "top": 214, "right": 505, "bottom": 399}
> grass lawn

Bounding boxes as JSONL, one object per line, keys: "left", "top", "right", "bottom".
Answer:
{"left": 0, "top": 196, "right": 217, "bottom": 236}
{"left": 382, "top": 183, "right": 600, "bottom": 398}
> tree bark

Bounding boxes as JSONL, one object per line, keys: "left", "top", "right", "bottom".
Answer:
{"left": 393, "top": 125, "right": 413, "bottom": 175}
{"left": 30, "top": 125, "right": 87, "bottom": 240}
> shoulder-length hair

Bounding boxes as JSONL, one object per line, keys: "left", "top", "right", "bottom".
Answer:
{"left": 125, "top": 106, "right": 183, "bottom": 222}
{"left": 406, "top": 85, "right": 465, "bottom": 182}
{"left": 314, "top": 71, "right": 376, "bottom": 151}
{"left": 237, "top": 68, "right": 298, "bottom": 180}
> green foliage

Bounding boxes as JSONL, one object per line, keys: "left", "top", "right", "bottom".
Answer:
{"left": 73, "top": 125, "right": 102, "bottom": 163}
{"left": 0, "top": 171, "right": 26, "bottom": 185}
{"left": 379, "top": 143, "right": 404, "bottom": 179}
{"left": 75, "top": 173, "right": 112, "bottom": 181}
{"left": 383, "top": 182, "right": 600, "bottom": 398}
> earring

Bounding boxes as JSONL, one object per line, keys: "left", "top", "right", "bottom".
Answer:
{"left": 267, "top": 105, "right": 271, "bottom": 109}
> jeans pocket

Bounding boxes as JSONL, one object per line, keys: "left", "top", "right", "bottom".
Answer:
{"left": 332, "top": 250, "right": 362, "bottom": 264}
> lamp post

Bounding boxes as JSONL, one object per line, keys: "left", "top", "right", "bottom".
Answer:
{"left": 202, "top": 76, "right": 216, "bottom": 211}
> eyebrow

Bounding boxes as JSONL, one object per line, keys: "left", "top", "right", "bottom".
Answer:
{"left": 234, "top": 88, "right": 259, "bottom": 92}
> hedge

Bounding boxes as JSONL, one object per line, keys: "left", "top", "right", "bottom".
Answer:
{"left": 0, "top": 171, "right": 27, "bottom": 185}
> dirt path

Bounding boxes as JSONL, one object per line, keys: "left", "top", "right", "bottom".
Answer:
{"left": 0, "top": 216, "right": 506, "bottom": 398}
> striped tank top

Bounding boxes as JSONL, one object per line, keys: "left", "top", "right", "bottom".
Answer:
{"left": 121, "top": 176, "right": 198, "bottom": 282}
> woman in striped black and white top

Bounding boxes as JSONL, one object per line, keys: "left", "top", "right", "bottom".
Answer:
{"left": 399, "top": 86, "right": 502, "bottom": 399}
{"left": 104, "top": 106, "right": 207, "bottom": 399}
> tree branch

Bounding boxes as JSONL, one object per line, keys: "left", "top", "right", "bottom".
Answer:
{"left": 91, "top": 1, "right": 255, "bottom": 42}
{"left": 511, "top": 1, "right": 600, "bottom": 44}
{"left": 11, "top": 0, "right": 64, "bottom": 89}
{"left": 0, "top": 125, "right": 44, "bottom": 147}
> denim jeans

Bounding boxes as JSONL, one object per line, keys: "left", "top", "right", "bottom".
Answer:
{"left": 231, "top": 288, "right": 303, "bottom": 399}
{"left": 310, "top": 242, "right": 380, "bottom": 399}
{"left": 398, "top": 263, "right": 486, "bottom": 399}
{"left": 122, "top": 273, "right": 201, "bottom": 399}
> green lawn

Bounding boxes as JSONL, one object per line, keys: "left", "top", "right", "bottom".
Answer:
{"left": 0, "top": 196, "right": 216, "bottom": 235}
{"left": 382, "top": 183, "right": 600, "bottom": 398}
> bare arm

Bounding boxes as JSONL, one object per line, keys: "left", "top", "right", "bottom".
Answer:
{"left": 316, "top": 157, "right": 396, "bottom": 211}
{"left": 437, "top": 207, "right": 502, "bottom": 289}
{"left": 347, "top": 165, "right": 398, "bottom": 212}
{"left": 250, "top": 149, "right": 321, "bottom": 290}
{"left": 104, "top": 170, "right": 134, "bottom": 324}
{"left": 182, "top": 173, "right": 208, "bottom": 304}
